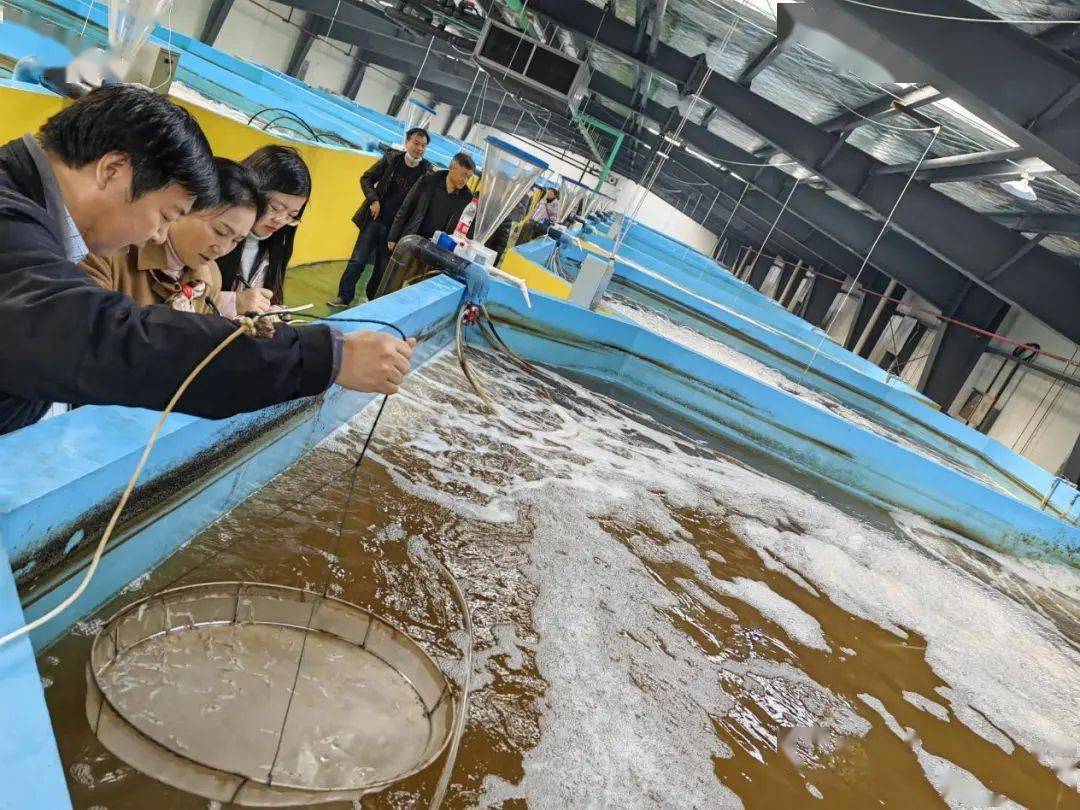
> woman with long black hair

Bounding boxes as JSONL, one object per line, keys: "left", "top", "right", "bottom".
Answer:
{"left": 217, "top": 145, "right": 312, "bottom": 317}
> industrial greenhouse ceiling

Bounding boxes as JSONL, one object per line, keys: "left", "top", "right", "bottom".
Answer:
{"left": 269, "top": 0, "right": 1080, "bottom": 339}
{"left": 570, "top": 0, "right": 1080, "bottom": 262}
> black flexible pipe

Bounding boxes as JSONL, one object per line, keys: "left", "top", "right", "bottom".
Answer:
{"left": 374, "top": 235, "right": 473, "bottom": 301}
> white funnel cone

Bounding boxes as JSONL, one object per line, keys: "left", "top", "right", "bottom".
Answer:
{"left": 400, "top": 98, "right": 436, "bottom": 130}
{"left": 473, "top": 136, "right": 548, "bottom": 245}
{"left": 558, "top": 175, "right": 592, "bottom": 224}
{"left": 108, "top": 0, "right": 173, "bottom": 77}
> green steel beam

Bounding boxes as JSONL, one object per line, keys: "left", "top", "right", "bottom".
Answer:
{"left": 574, "top": 113, "right": 626, "bottom": 188}
{"left": 502, "top": 0, "right": 543, "bottom": 40}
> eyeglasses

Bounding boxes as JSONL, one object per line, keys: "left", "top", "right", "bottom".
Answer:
{"left": 267, "top": 198, "right": 302, "bottom": 225}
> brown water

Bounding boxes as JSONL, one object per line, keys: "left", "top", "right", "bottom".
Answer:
{"left": 40, "top": 350, "right": 1080, "bottom": 808}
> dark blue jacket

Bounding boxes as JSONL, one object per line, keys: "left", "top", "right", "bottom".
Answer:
{"left": 0, "top": 137, "right": 336, "bottom": 435}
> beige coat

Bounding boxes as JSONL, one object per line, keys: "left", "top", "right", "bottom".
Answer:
{"left": 80, "top": 243, "right": 222, "bottom": 314}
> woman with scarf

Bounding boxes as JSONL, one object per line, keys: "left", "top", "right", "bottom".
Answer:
{"left": 81, "top": 158, "right": 265, "bottom": 315}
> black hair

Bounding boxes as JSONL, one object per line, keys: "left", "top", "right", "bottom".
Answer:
{"left": 242, "top": 145, "right": 312, "bottom": 199}
{"left": 405, "top": 127, "right": 430, "bottom": 144}
{"left": 547, "top": 188, "right": 560, "bottom": 198}
{"left": 218, "top": 146, "right": 313, "bottom": 304}
{"left": 213, "top": 157, "right": 266, "bottom": 221}
{"left": 39, "top": 84, "right": 218, "bottom": 209}
{"left": 451, "top": 151, "right": 476, "bottom": 172}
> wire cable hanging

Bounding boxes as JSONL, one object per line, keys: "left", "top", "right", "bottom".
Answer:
{"left": 797, "top": 126, "right": 942, "bottom": 383}
{"left": 837, "top": 0, "right": 1080, "bottom": 24}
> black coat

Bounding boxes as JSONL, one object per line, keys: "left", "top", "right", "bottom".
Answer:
{"left": 352, "top": 149, "right": 432, "bottom": 231}
{"left": 388, "top": 170, "right": 474, "bottom": 244}
{"left": 217, "top": 229, "right": 293, "bottom": 305}
{"left": 0, "top": 137, "right": 337, "bottom": 436}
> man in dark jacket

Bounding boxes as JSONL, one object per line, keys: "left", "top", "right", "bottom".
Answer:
{"left": 329, "top": 128, "right": 432, "bottom": 307}
{"left": 0, "top": 85, "right": 414, "bottom": 437}
{"left": 384, "top": 152, "right": 476, "bottom": 261}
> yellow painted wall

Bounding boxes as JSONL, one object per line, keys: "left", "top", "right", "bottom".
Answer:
{"left": 0, "top": 85, "right": 376, "bottom": 267}
{"left": 0, "top": 86, "right": 64, "bottom": 143}
{"left": 501, "top": 247, "right": 572, "bottom": 301}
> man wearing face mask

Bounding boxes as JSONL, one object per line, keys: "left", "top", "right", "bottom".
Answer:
{"left": 329, "top": 127, "right": 432, "bottom": 308}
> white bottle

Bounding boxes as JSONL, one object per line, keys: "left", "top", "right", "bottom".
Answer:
{"left": 455, "top": 197, "right": 479, "bottom": 240}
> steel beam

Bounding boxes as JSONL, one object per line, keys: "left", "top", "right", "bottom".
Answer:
{"left": 388, "top": 79, "right": 417, "bottom": 117}
{"left": 888, "top": 319, "right": 928, "bottom": 375}
{"left": 1040, "top": 23, "right": 1080, "bottom": 59}
{"left": 1061, "top": 433, "right": 1080, "bottom": 485}
{"left": 737, "top": 38, "right": 780, "bottom": 86}
{"left": 200, "top": 0, "right": 234, "bottom": 45}
{"left": 527, "top": 0, "right": 1080, "bottom": 341}
{"left": 802, "top": 272, "right": 843, "bottom": 327}
{"left": 747, "top": 252, "right": 775, "bottom": 289}
{"left": 844, "top": 274, "right": 890, "bottom": 352}
{"left": 990, "top": 212, "right": 1080, "bottom": 237}
{"left": 277, "top": 0, "right": 405, "bottom": 37}
{"left": 873, "top": 148, "right": 1049, "bottom": 183}
{"left": 440, "top": 107, "right": 460, "bottom": 136}
{"left": 772, "top": 258, "right": 797, "bottom": 302}
{"left": 802, "top": 0, "right": 1080, "bottom": 179}
{"left": 857, "top": 284, "right": 905, "bottom": 360}
{"left": 286, "top": 15, "right": 329, "bottom": 78}
{"left": 780, "top": 262, "right": 808, "bottom": 308}
{"left": 820, "top": 84, "right": 944, "bottom": 134}
{"left": 582, "top": 76, "right": 966, "bottom": 311}
{"left": 343, "top": 54, "right": 367, "bottom": 99}
{"left": 918, "top": 285, "right": 1010, "bottom": 409}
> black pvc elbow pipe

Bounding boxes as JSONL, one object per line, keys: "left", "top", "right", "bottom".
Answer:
{"left": 373, "top": 234, "right": 473, "bottom": 301}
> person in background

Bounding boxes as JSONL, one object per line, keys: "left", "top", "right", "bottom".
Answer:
{"left": 218, "top": 145, "right": 311, "bottom": 317}
{"left": 385, "top": 151, "right": 476, "bottom": 256}
{"left": 0, "top": 85, "right": 414, "bottom": 436}
{"left": 81, "top": 158, "right": 267, "bottom": 315}
{"left": 521, "top": 187, "right": 559, "bottom": 244}
{"left": 328, "top": 127, "right": 432, "bottom": 308}
{"left": 532, "top": 187, "right": 559, "bottom": 228}
{"left": 485, "top": 192, "right": 532, "bottom": 266}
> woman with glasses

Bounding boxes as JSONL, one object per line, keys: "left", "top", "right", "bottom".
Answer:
{"left": 217, "top": 145, "right": 311, "bottom": 318}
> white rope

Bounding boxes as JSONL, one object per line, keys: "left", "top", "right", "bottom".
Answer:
{"left": 757, "top": 176, "right": 800, "bottom": 256}
{"left": 797, "top": 127, "right": 941, "bottom": 383}
{"left": 407, "top": 35, "right": 436, "bottom": 100}
{"left": 0, "top": 324, "right": 254, "bottom": 650}
{"left": 837, "top": 0, "right": 1080, "bottom": 24}
{"left": 616, "top": 22, "right": 736, "bottom": 255}
{"left": 828, "top": 92, "right": 940, "bottom": 132}
{"left": 1016, "top": 344, "right": 1080, "bottom": 454}
{"left": 718, "top": 157, "right": 800, "bottom": 167}
{"left": 80, "top": 0, "right": 96, "bottom": 36}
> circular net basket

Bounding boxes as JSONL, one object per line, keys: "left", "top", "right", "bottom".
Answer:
{"left": 85, "top": 581, "right": 455, "bottom": 806}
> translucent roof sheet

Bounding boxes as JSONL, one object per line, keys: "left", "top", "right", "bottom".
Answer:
{"left": 528, "top": 0, "right": 1080, "bottom": 263}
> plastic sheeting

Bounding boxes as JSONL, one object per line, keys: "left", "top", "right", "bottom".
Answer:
{"left": 580, "top": 0, "right": 1080, "bottom": 261}
{"left": 108, "top": 0, "right": 173, "bottom": 74}
{"left": 474, "top": 136, "right": 548, "bottom": 244}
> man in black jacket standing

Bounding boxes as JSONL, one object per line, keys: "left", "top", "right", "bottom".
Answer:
{"left": 329, "top": 128, "right": 432, "bottom": 307}
{"left": 385, "top": 152, "right": 475, "bottom": 254}
{"left": 0, "top": 85, "right": 414, "bottom": 436}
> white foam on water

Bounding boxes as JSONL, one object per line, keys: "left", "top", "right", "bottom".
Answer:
{"left": 608, "top": 297, "right": 1012, "bottom": 493}
{"left": 903, "top": 691, "right": 951, "bottom": 723}
{"left": 724, "top": 658, "right": 870, "bottom": 756}
{"left": 170, "top": 83, "right": 253, "bottom": 127}
{"left": 934, "top": 686, "right": 1015, "bottom": 755}
{"left": 714, "top": 577, "right": 830, "bottom": 651}
{"left": 860, "top": 695, "right": 1023, "bottom": 809}
{"left": 340, "top": 352, "right": 1079, "bottom": 803}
